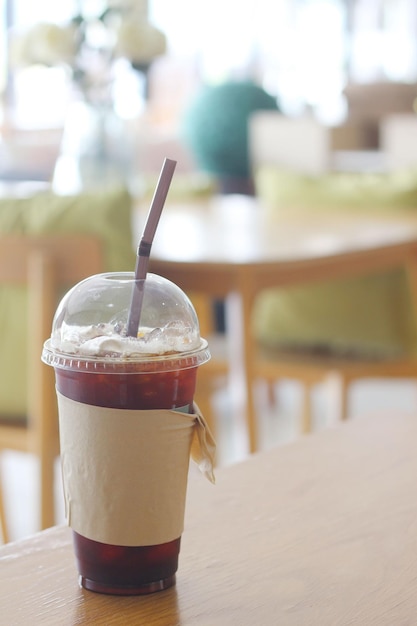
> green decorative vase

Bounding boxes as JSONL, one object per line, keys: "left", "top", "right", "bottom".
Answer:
{"left": 181, "top": 80, "right": 279, "bottom": 195}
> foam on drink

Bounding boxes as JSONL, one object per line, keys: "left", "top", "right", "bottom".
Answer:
{"left": 53, "top": 320, "right": 201, "bottom": 358}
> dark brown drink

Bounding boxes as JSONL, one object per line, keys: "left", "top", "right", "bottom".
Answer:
{"left": 56, "top": 367, "right": 197, "bottom": 595}
{"left": 42, "top": 272, "right": 211, "bottom": 596}
{"left": 55, "top": 364, "right": 198, "bottom": 595}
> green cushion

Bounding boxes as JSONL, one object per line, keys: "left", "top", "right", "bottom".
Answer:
{"left": 254, "top": 167, "right": 417, "bottom": 211}
{"left": 141, "top": 172, "right": 217, "bottom": 202}
{"left": 252, "top": 168, "right": 417, "bottom": 357}
{"left": 0, "top": 185, "right": 136, "bottom": 416}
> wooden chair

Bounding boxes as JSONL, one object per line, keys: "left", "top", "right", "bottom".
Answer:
{"left": 245, "top": 111, "right": 417, "bottom": 448}
{"left": 0, "top": 234, "right": 103, "bottom": 540}
{"left": 380, "top": 114, "right": 417, "bottom": 171}
{"left": 248, "top": 111, "right": 332, "bottom": 175}
{"left": 244, "top": 246, "right": 417, "bottom": 446}
{"left": 253, "top": 347, "right": 417, "bottom": 435}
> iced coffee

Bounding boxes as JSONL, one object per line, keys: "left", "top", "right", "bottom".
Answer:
{"left": 42, "top": 272, "right": 214, "bottom": 595}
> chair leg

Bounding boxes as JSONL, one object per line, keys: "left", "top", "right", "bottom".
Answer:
{"left": 339, "top": 377, "right": 349, "bottom": 422}
{"left": 0, "top": 469, "right": 9, "bottom": 544}
{"left": 39, "top": 453, "right": 56, "bottom": 530}
{"left": 300, "top": 383, "right": 313, "bottom": 434}
{"left": 195, "top": 380, "right": 217, "bottom": 442}
{"left": 324, "top": 373, "right": 350, "bottom": 422}
{"left": 265, "top": 381, "right": 276, "bottom": 406}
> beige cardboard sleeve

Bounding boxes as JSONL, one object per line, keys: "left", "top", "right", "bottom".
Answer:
{"left": 57, "top": 393, "right": 216, "bottom": 547}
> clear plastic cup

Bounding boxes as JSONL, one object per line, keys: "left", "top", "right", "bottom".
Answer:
{"left": 42, "top": 272, "right": 211, "bottom": 595}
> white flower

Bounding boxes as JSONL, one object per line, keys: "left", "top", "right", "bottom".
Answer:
{"left": 11, "top": 22, "right": 77, "bottom": 67}
{"left": 115, "top": 20, "right": 166, "bottom": 65}
{"left": 8, "top": 5, "right": 167, "bottom": 105}
{"left": 107, "top": 0, "right": 147, "bottom": 12}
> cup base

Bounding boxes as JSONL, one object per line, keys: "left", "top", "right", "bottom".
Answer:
{"left": 79, "top": 573, "right": 176, "bottom": 596}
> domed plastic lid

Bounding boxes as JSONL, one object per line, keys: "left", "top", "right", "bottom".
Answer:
{"left": 42, "top": 272, "right": 210, "bottom": 373}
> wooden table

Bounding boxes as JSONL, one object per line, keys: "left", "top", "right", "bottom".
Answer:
{"left": 138, "top": 195, "right": 417, "bottom": 452}
{"left": 1, "top": 411, "right": 417, "bottom": 624}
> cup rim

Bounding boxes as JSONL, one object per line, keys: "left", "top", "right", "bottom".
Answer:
{"left": 41, "top": 338, "right": 211, "bottom": 374}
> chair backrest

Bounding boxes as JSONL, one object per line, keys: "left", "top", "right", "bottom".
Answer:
{"left": 380, "top": 114, "right": 417, "bottom": 171}
{"left": 0, "top": 233, "right": 104, "bottom": 431}
{"left": 248, "top": 111, "right": 332, "bottom": 175}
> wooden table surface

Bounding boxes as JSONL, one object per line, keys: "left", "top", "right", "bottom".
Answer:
{"left": 139, "top": 195, "right": 417, "bottom": 451}
{"left": 2, "top": 411, "right": 417, "bottom": 625}
{"left": 141, "top": 194, "right": 417, "bottom": 267}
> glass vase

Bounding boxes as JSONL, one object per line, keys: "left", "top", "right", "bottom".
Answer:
{"left": 52, "top": 101, "right": 137, "bottom": 195}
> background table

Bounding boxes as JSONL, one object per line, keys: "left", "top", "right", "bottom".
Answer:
{"left": 1, "top": 411, "right": 417, "bottom": 625}
{"left": 138, "top": 195, "right": 417, "bottom": 451}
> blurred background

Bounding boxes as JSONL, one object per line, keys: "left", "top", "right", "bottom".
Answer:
{"left": 1, "top": 0, "right": 417, "bottom": 184}
{"left": 2, "top": 0, "right": 417, "bottom": 543}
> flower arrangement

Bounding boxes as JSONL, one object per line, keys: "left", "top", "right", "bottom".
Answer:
{"left": 9, "top": 0, "right": 166, "bottom": 106}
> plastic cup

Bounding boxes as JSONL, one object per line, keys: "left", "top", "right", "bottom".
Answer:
{"left": 42, "top": 272, "right": 211, "bottom": 595}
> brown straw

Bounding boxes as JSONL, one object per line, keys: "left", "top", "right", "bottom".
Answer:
{"left": 126, "top": 157, "right": 177, "bottom": 337}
